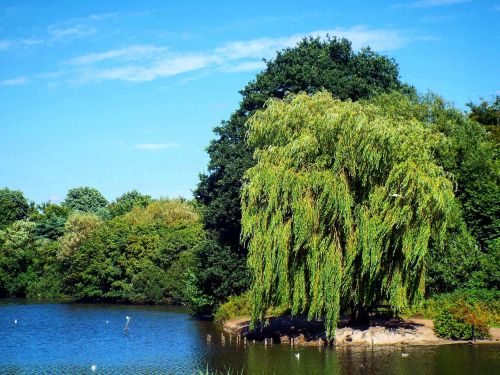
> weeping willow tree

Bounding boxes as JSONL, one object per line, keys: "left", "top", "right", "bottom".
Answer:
{"left": 241, "top": 91, "right": 456, "bottom": 338}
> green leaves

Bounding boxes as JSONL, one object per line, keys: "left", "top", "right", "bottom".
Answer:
{"left": 242, "top": 92, "right": 456, "bottom": 337}
{"left": 195, "top": 37, "right": 410, "bottom": 311}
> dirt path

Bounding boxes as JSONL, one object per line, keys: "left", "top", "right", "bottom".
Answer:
{"left": 222, "top": 316, "right": 500, "bottom": 346}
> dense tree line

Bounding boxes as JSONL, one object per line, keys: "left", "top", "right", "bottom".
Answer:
{"left": 0, "top": 187, "right": 203, "bottom": 304}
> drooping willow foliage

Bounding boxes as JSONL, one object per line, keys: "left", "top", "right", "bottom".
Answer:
{"left": 241, "top": 91, "right": 456, "bottom": 338}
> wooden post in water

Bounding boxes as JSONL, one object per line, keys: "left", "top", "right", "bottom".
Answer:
{"left": 243, "top": 337, "right": 247, "bottom": 345}
{"left": 229, "top": 334, "right": 232, "bottom": 344}
{"left": 207, "top": 334, "right": 211, "bottom": 343}
{"left": 124, "top": 316, "right": 131, "bottom": 335}
{"left": 221, "top": 333, "right": 226, "bottom": 345}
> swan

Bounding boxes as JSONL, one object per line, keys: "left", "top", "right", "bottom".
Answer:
{"left": 295, "top": 353, "right": 300, "bottom": 359}
{"left": 91, "top": 364, "right": 97, "bottom": 371}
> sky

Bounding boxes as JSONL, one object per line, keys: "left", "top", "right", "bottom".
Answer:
{"left": 1, "top": 0, "right": 499, "bottom": 204}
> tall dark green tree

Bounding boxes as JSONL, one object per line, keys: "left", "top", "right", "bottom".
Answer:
{"left": 0, "top": 188, "right": 32, "bottom": 230}
{"left": 108, "top": 190, "right": 152, "bottom": 218}
{"left": 467, "top": 96, "right": 500, "bottom": 144}
{"left": 62, "top": 186, "right": 108, "bottom": 213}
{"left": 195, "top": 36, "right": 413, "bottom": 309}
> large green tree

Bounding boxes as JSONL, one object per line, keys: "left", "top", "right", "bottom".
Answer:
{"left": 62, "top": 186, "right": 108, "bottom": 213}
{"left": 108, "top": 190, "right": 152, "bottom": 218}
{"left": 0, "top": 188, "right": 32, "bottom": 230}
{"left": 467, "top": 96, "right": 500, "bottom": 144}
{"left": 241, "top": 92, "right": 455, "bottom": 337}
{"left": 195, "top": 37, "right": 412, "bottom": 309}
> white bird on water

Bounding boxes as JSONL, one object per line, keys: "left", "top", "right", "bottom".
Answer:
{"left": 91, "top": 364, "right": 97, "bottom": 372}
{"left": 14, "top": 319, "right": 17, "bottom": 324}
{"left": 401, "top": 353, "right": 409, "bottom": 358}
{"left": 295, "top": 353, "right": 300, "bottom": 360}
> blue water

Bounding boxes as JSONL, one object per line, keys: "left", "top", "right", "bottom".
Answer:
{"left": 1, "top": 300, "right": 499, "bottom": 374}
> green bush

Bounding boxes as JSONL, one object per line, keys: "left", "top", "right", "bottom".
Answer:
{"left": 404, "top": 289, "right": 500, "bottom": 325}
{"left": 434, "top": 300, "right": 491, "bottom": 340}
{"left": 214, "top": 291, "right": 252, "bottom": 322}
{"left": 214, "top": 291, "right": 289, "bottom": 323}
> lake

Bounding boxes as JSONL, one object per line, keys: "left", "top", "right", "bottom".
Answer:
{"left": 1, "top": 300, "right": 498, "bottom": 374}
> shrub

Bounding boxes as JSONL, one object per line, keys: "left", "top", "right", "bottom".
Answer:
{"left": 214, "top": 291, "right": 252, "bottom": 322}
{"left": 404, "top": 288, "right": 500, "bottom": 325}
{"left": 214, "top": 291, "right": 289, "bottom": 323}
{"left": 434, "top": 299, "right": 491, "bottom": 340}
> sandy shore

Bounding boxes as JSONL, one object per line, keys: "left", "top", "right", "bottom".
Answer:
{"left": 223, "top": 315, "right": 500, "bottom": 346}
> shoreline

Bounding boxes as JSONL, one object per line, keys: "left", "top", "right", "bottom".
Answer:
{"left": 223, "top": 316, "right": 500, "bottom": 347}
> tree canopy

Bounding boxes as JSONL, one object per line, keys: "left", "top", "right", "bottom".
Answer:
{"left": 467, "top": 96, "right": 500, "bottom": 144}
{"left": 0, "top": 188, "right": 32, "bottom": 230}
{"left": 108, "top": 190, "right": 152, "bottom": 218}
{"left": 194, "top": 36, "right": 412, "bottom": 310}
{"left": 62, "top": 186, "right": 108, "bottom": 213}
{"left": 241, "top": 92, "right": 456, "bottom": 337}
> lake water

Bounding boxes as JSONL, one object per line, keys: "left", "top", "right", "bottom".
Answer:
{"left": 0, "top": 300, "right": 498, "bottom": 374}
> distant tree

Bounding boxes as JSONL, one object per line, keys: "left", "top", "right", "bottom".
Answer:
{"left": 195, "top": 36, "right": 413, "bottom": 310}
{"left": 0, "top": 188, "right": 32, "bottom": 230}
{"left": 108, "top": 190, "right": 153, "bottom": 218}
{"left": 123, "top": 199, "right": 198, "bottom": 226}
{"left": 32, "top": 203, "right": 71, "bottom": 240}
{"left": 242, "top": 92, "right": 455, "bottom": 337}
{"left": 0, "top": 220, "right": 37, "bottom": 296}
{"left": 63, "top": 199, "right": 204, "bottom": 303}
{"left": 467, "top": 96, "right": 500, "bottom": 144}
{"left": 62, "top": 186, "right": 108, "bottom": 213}
{"left": 57, "top": 212, "right": 103, "bottom": 261}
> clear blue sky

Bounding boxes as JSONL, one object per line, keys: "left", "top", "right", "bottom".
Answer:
{"left": 1, "top": 0, "right": 499, "bottom": 204}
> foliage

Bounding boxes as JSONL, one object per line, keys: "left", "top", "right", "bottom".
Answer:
{"left": 371, "top": 92, "right": 499, "bottom": 291}
{"left": 184, "top": 236, "right": 250, "bottom": 315}
{"left": 214, "top": 291, "right": 252, "bottom": 322}
{"left": 213, "top": 291, "right": 289, "bottom": 323}
{"left": 108, "top": 190, "right": 153, "bottom": 218}
{"left": 195, "top": 36, "right": 411, "bottom": 311}
{"left": 0, "top": 220, "right": 37, "bottom": 296}
{"left": 57, "top": 212, "right": 103, "bottom": 261}
{"left": 123, "top": 199, "right": 198, "bottom": 226}
{"left": 434, "top": 300, "right": 491, "bottom": 340}
{"left": 467, "top": 95, "right": 500, "bottom": 144}
{"left": 63, "top": 200, "right": 204, "bottom": 303}
{"left": 32, "top": 203, "right": 71, "bottom": 240}
{"left": 26, "top": 239, "right": 64, "bottom": 298}
{"left": 0, "top": 188, "right": 33, "bottom": 230}
{"left": 62, "top": 186, "right": 108, "bottom": 213}
{"left": 242, "top": 91, "right": 456, "bottom": 337}
{"left": 403, "top": 289, "right": 500, "bottom": 325}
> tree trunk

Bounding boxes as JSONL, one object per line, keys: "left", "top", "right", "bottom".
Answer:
{"left": 350, "top": 305, "right": 370, "bottom": 326}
